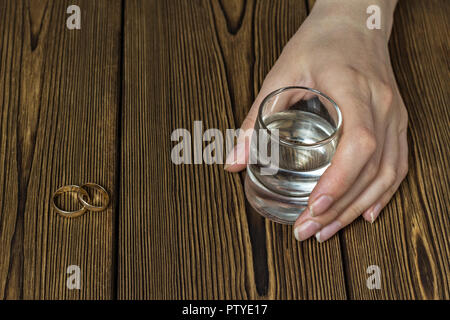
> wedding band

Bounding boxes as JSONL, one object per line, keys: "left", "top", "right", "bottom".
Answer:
{"left": 77, "top": 182, "right": 110, "bottom": 212}
{"left": 52, "top": 185, "right": 91, "bottom": 218}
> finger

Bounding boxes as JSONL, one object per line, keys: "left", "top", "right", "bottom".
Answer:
{"left": 293, "top": 124, "right": 388, "bottom": 242}
{"left": 303, "top": 137, "right": 383, "bottom": 220}
{"left": 362, "top": 124, "right": 408, "bottom": 223}
{"left": 298, "top": 119, "right": 392, "bottom": 228}
{"left": 223, "top": 103, "right": 259, "bottom": 172}
{"left": 315, "top": 123, "right": 399, "bottom": 242}
{"left": 305, "top": 78, "right": 397, "bottom": 218}
{"left": 303, "top": 93, "right": 377, "bottom": 217}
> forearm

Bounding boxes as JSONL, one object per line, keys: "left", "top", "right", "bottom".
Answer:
{"left": 310, "top": 0, "right": 398, "bottom": 39}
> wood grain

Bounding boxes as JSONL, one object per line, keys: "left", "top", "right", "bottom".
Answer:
{"left": 0, "top": 0, "right": 121, "bottom": 299}
{"left": 1, "top": 0, "right": 448, "bottom": 300}
{"left": 119, "top": 0, "right": 346, "bottom": 299}
{"left": 328, "top": 0, "right": 450, "bottom": 299}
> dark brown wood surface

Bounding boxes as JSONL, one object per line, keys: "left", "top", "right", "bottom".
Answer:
{"left": 340, "top": 0, "right": 450, "bottom": 299}
{"left": 0, "top": 0, "right": 120, "bottom": 299}
{"left": 0, "top": 0, "right": 448, "bottom": 299}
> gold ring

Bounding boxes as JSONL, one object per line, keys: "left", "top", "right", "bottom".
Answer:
{"left": 77, "top": 182, "right": 110, "bottom": 212}
{"left": 52, "top": 185, "right": 91, "bottom": 218}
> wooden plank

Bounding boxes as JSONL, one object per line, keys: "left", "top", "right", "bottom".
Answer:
{"left": 334, "top": 0, "right": 450, "bottom": 299}
{"left": 0, "top": 0, "right": 121, "bottom": 299}
{"left": 120, "top": 0, "right": 346, "bottom": 299}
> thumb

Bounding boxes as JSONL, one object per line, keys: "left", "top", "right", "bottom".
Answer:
{"left": 224, "top": 76, "right": 287, "bottom": 172}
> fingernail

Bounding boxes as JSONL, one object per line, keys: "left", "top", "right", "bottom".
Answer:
{"left": 316, "top": 221, "right": 342, "bottom": 242}
{"left": 315, "top": 232, "right": 321, "bottom": 243}
{"left": 309, "top": 195, "right": 333, "bottom": 217}
{"left": 370, "top": 203, "right": 382, "bottom": 223}
{"left": 224, "top": 142, "right": 246, "bottom": 169}
{"left": 294, "top": 220, "right": 321, "bottom": 241}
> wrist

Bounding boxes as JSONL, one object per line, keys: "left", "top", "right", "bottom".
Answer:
{"left": 311, "top": 0, "right": 397, "bottom": 40}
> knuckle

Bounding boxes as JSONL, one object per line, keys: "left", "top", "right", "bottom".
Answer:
{"left": 403, "top": 109, "right": 409, "bottom": 123}
{"left": 327, "top": 165, "right": 356, "bottom": 189}
{"left": 330, "top": 174, "right": 349, "bottom": 190}
{"left": 346, "top": 67, "right": 371, "bottom": 95}
{"left": 356, "top": 74, "right": 370, "bottom": 93}
{"left": 399, "top": 161, "right": 409, "bottom": 179}
{"left": 377, "top": 81, "right": 394, "bottom": 108}
{"left": 356, "top": 127, "right": 377, "bottom": 155}
{"left": 381, "top": 166, "right": 397, "bottom": 190}
{"left": 366, "top": 161, "right": 380, "bottom": 180}
{"left": 400, "top": 104, "right": 408, "bottom": 118}
{"left": 400, "top": 109, "right": 409, "bottom": 130}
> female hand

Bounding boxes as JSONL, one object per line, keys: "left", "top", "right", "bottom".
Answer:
{"left": 224, "top": 0, "right": 409, "bottom": 242}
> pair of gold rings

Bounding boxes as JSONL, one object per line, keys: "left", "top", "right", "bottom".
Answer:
{"left": 52, "top": 183, "right": 110, "bottom": 218}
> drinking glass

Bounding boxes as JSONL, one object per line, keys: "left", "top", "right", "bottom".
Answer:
{"left": 245, "top": 86, "right": 342, "bottom": 224}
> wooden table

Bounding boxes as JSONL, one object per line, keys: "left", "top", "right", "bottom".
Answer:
{"left": 0, "top": 0, "right": 448, "bottom": 300}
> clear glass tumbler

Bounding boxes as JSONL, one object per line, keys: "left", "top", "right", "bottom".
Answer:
{"left": 245, "top": 86, "right": 342, "bottom": 224}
